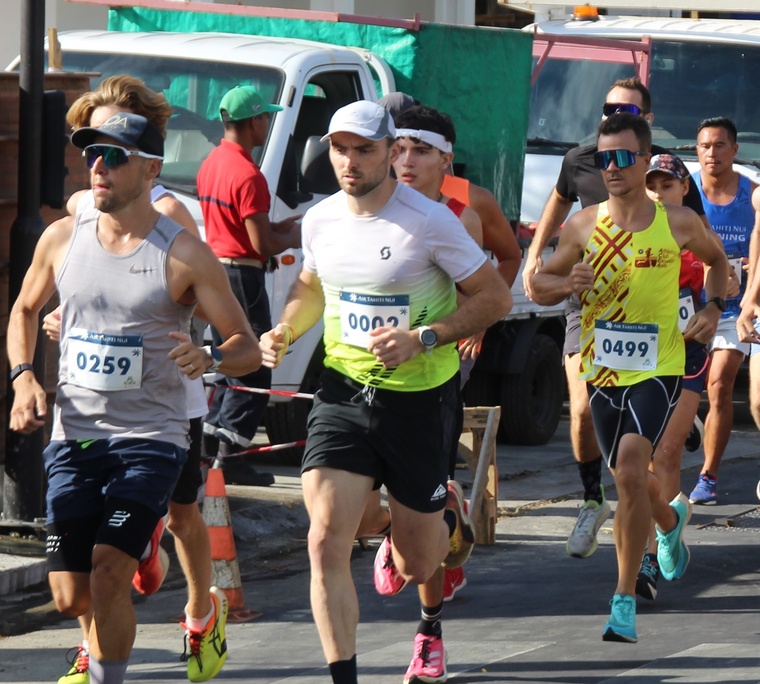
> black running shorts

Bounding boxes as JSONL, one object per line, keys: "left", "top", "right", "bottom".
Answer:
{"left": 587, "top": 376, "right": 682, "bottom": 468}
{"left": 302, "top": 368, "right": 462, "bottom": 513}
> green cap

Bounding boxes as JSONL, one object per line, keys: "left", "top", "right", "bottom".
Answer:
{"left": 219, "top": 85, "right": 283, "bottom": 122}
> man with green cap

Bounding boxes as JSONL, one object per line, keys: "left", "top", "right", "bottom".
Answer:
{"left": 197, "top": 85, "right": 301, "bottom": 484}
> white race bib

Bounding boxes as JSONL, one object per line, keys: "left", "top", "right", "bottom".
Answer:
{"left": 67, "top": 328, "right": 143, "bottom": 391}
{"left": 593, "top": 321, "right": 658, "bottom": 371}
{"left": 339, "top": 292, "right": 410, "bottom": 348}
{"left": 728, "top": 256, "right": 743, "bottom": 281}
{"left": 678, "top": 287, "right": 696, "bottom": 334}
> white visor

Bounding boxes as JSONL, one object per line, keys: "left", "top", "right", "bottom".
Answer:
{"left": 395, "top": 128, "right": 453, "bottom": 154}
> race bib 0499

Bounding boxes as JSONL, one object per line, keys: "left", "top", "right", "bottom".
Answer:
{"left": 339, "top": 292, "right": 410, "bottom": 348}
{"left": 593, "top": 320, "right": 658, "bottom": 371}
{"left": 67, "top": 329, "right": 143, "bottom": 391}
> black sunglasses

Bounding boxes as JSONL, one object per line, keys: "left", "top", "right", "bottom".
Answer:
{"left": 594, "top": 149, "right": 649, "bottom": 170}
{"left": 83, "top": 144, "right": 163, "bottom": 169}
{"left": 602, "top": 103, "right": 643, "bottom": 117}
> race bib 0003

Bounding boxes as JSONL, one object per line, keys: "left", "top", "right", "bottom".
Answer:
{"left": 339, "top": 291, "right": 410, "bottom": 348}
{"left": 67, "top": 329, "right": 143, "bottom": 391}
{"left": 593, "top": 320, "right": 658, "bottom": 371}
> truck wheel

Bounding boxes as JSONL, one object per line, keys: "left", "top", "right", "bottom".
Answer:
{"left": 264, "top": 400, "right": 311, "bottom": 466}
{"left": 500, "top": 333, "right": 563, "bottom": 446}
{"left": 461, "top": 367, "right": 501, "bottom": 408}
{"left": 264, "top": 344, "right": 325, "bottom": 466}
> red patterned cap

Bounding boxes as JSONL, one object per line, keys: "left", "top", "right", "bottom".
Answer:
{"left": 647, "top": 153, "right": 689, "bottom": 180}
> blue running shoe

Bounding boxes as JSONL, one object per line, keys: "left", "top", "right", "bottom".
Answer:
{"left": 689, "top": 473, "right": 717, "bottom": 505}
{"left": 656, "top": 494, "right": 692, "bottom": 581}
{"left": 602, "top": 594, "right": 637, "bottom": 643}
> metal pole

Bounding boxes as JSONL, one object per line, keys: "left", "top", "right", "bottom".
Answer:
{"left": 4, "top": 0, "right": 48, "bottom": 523}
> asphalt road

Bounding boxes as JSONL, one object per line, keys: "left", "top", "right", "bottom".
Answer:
{"left": 1, "top": 410, "right": 760, "bottom": 683}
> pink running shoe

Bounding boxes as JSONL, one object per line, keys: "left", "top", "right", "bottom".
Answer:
{"left": 373, "top": 535, "right": 408, "bottom": 596}
{"left": 442, "top": 566, "right": 467, "bottom": 602}
{"left": 132, "top": 518, "right": 170, "bottom": 595}
{"left": 403, "top": 633, "right": 448, "bottom": 684}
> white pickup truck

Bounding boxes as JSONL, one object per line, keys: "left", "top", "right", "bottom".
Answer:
{"left": 16, "top": 28, "right": 567, "bottom": 457}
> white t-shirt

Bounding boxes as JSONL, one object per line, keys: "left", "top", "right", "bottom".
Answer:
{"left": 302, "top": 182, "right": 486, "bottom": 391}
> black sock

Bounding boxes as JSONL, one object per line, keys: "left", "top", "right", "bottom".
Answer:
{"left": 417, "top": 601, "right": 443, "bottom": 637}
{"left": 329, "top": 655, "right": 357, "bottom": 684}
{"left": 578, "top": 456, "right": 603, "bottom": 503}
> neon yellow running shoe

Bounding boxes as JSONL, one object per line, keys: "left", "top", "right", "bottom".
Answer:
{"left": 58, "top": 644, "right": 89, "bottom": 684}
{"left": 182, "top": 586, "right": 229, "bottom": 682}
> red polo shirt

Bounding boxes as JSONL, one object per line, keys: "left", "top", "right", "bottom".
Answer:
{"left": 197, "top": 138, "right": 271, "bottom": 260}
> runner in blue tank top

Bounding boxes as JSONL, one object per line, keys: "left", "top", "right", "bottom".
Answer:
{"left": 689, "top": 117, "right": 760, "bottom": 506}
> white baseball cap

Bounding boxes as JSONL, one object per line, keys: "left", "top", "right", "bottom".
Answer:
{"left": 320, "top": 100, "right": 396, "bottom": 143}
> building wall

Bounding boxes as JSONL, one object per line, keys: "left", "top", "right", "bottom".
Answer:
{"left": 1, "top": 1, "right": 108, "bottom": 72}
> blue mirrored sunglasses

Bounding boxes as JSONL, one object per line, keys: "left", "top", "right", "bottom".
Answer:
{"left": 594, "top": 149, "right": 648, "bottom": 170}
{"left": 83, "top": 144, "right": 163, "bottom": 169}
{"left": 602, "top": 103, "right": 642, "bottom": 117}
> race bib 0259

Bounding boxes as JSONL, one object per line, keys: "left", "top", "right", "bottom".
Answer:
{"left": 67, "top": 329, "right": 143, "bottom": 391}
{"left": 339, "top": 291, "right": 410, "bottom": 348}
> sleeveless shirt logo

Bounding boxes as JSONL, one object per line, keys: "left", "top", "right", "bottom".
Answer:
{"left": 129, "top": 264, "right": 156, "bottom": 274}
{"left": 634, "top": 247, "right": 679, "bottom": 269}
{"left": 380, "top": 246, "right": 391, "bottom": 260}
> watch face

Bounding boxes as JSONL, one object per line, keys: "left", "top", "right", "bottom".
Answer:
{"left": 210, "top": 346, "right": 223, "bottom": 362}
{"left": 421, "top": 328, "right": 437, "bottom": 347}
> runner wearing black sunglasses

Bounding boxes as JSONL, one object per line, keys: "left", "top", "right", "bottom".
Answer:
{"left": 522, "top": 77, "right": 709, "bottom": 579}
{"left": 531, "top": 111, "right": 728, "bottom": 644}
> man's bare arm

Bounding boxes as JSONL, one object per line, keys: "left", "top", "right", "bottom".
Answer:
{"left": 260, "top": 269, "right": 326, "bottom": 369}
{"left": 530, "top": 208, "right": 591, "bottom": 306}
{"left": 523, "top": 188, "right": 574, "bottom": 298}
{"left": 8, "top": 218, "right": 74, "bottom": 433}
{"left": 245, "top": 212, "right": 301, "bottom": 257}
{"left": 368, "top": 262, "right": 511, "bottom": 369}
{"left": 470, "top": 184, "right": 521, "bottom": 287}
{"left": 168, "top": 234, "right": 261, "bottom": 378}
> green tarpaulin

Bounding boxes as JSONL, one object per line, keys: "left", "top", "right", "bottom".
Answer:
{"left": 110, "top": 7, "right": 531, "bottom": 219}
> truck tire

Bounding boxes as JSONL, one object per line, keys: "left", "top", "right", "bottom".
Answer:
{"left": 461, "top": 367, "right": 501, "bottom": 408}
{"left": 499, "top": 333, "right": 563, "bottom": 446}
{"left": 264, "top": 344, "right": 325, "bottom": 466}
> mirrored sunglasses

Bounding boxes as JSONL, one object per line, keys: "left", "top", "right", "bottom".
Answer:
{"left": 594, "top": 149, "right": 648, "bottom": 170}
{"left": 83, "top": 144, "right": 163, "bottom": 169}
{"left": 602, "top": 103, "right": 642, "bottom": 117}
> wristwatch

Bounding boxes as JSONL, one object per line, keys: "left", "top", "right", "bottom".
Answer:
{"left": 706, "top": 296, "right": 726, "bottom": 312}
{"left": 418, "top": 326, "right": 438, "bottom": 354}
{"left": 203, "top": 345, "right": 223, "bottom": 372}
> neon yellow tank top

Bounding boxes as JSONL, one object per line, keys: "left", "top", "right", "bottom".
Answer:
{"left": 580, "top": 201, "right": 684, "bottom": 387}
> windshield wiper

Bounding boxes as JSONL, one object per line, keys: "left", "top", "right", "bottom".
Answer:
{"left": 526, "top": 137, "right": 578, "bottom": 150}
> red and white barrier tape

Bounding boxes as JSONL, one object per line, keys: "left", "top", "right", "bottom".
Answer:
{"left": 211, "top": 384, "right": 315, "bottom": 401}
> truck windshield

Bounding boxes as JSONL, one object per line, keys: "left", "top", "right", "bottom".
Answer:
{"left": 60, "top": 52, "right": 285, "bottom": 193}
{"left": 529, "top": 39, "right": 760, "bottom": 167}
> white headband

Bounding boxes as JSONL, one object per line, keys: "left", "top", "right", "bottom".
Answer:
{"left": 395, "top": 128, "right": 453, "bottom": 154}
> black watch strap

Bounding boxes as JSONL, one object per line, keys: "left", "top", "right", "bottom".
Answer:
{"left": 706, "top": 296, "right": 726, "bottom": 312}
{"left": 10, "top": 363, "right": 34, "bottom": 382}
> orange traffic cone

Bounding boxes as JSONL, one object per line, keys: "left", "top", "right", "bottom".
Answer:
{"left": 202, "top": 467, "right": 261, "bottom": 622}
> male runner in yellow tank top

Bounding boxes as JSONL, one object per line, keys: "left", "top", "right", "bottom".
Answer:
{"left": 532, "top": 113, "right": 728, "bottom": 643}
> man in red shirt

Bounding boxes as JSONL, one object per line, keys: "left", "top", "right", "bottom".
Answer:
{"left": 197, "top": 85, "right": 300, "bottom": 485}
